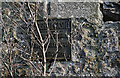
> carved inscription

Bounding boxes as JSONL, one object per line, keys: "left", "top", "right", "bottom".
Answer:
{"left": 36, "top": 18, "right": 71, "bottom": 60}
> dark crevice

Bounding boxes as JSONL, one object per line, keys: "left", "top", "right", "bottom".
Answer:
{"left": 100, "top": 2, "right": 120, "bottom": 22}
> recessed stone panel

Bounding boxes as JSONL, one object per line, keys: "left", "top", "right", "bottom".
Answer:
{"left": 36, "top": 18, "right": 71, "bottom": 60}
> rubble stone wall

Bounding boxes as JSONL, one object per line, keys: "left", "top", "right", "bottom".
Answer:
{"left": 0, "top": 2, "right": 120, "bottom": 76}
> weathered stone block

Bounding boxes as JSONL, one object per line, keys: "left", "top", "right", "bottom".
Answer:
{"left": 103, "top": 21, "right": 120, "bottom": 51}
{"left": 50, "top": 2, "right": 103, "bottom": 25}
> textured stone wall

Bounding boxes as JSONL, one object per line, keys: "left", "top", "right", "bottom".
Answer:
{"left": 0, "top": 2, "right": 2, "bottom": 77}
{"left": 0, "top": 2, "right": 120, "bottom": 76}
{"left": 48, "top": 2, "right": 120, "bottom": 76}
{"left": 49, "top": 21, "right": 120, "bottom": 76}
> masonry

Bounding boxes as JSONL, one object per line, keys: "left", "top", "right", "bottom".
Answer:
{"left": 0, "top": 3, "right": 2, "bottom": 75}
{"left": 0, "top": 1, "right": 120, "bottom": 76}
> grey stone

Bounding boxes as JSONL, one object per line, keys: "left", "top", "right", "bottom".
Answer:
{"left": 1, "top": 2, "right": 120, "bottom": 77}
{"left": 50, "top": 2, "right": 103, "bottom": 25}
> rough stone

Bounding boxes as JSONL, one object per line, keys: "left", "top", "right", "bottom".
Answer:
{"left": 0, "top": 2, "right": 2, "bottom": 78}
{"left": 1, "top": 2, "right": 120, "bottom": 77}
{"left": 50, "top": 2, "right": 103, "bottom": 25}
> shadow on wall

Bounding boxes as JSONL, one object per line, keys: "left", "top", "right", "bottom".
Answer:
{"left": 100, "top": 2, "right": 120, "bottom": 22}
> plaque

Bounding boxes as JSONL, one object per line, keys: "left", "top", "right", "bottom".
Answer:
{"left": 34, "top": 18, "right": 71, "bottom": 60}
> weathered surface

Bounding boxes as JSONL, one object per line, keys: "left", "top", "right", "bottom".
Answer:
{"left": 50, "top": 2, "right": 103, "bottom": 25}
{"left": 0, "top": 2, "right": 2, "bottom": 77}
{"left": 48, "top": 21, "right": 120, "bottom": 76}
{"left": 102, "top": 21, "right": 120, "bottom": 52}
{"left": 101, "top": 22, "right": 120, "bottom": 76}
{"left": 1, "top": 2, "right": 120, "bottom": 77}
{"left": 70, "top": 18, "right": 101, "bottom": 76}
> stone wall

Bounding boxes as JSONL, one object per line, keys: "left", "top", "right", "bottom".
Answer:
{"left": 0, "top": 2, "right": 120, "bottom": 76}
{"left": 48, "top": 2, "right": 120, "bottom": 76}
{"left": 0, "top": 2, "right": 2, "bottom": 77}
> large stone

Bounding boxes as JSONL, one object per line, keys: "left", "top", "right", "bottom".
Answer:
{"left": 50, "top": 2, "right": 103, "bottom": 25}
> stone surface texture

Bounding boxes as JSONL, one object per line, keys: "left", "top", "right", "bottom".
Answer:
{"left": 50, "top": 2, "right": 103, "bottom": 25}
{"left": 0, "top": 2, "right": 120, "bottom": 77}
{"left": 48, "top": 21, "right": 120, "bottom": 76}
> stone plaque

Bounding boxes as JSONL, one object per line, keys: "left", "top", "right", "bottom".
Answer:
{"left": 35, "top": 18, "right": 71, "bottom": 60}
